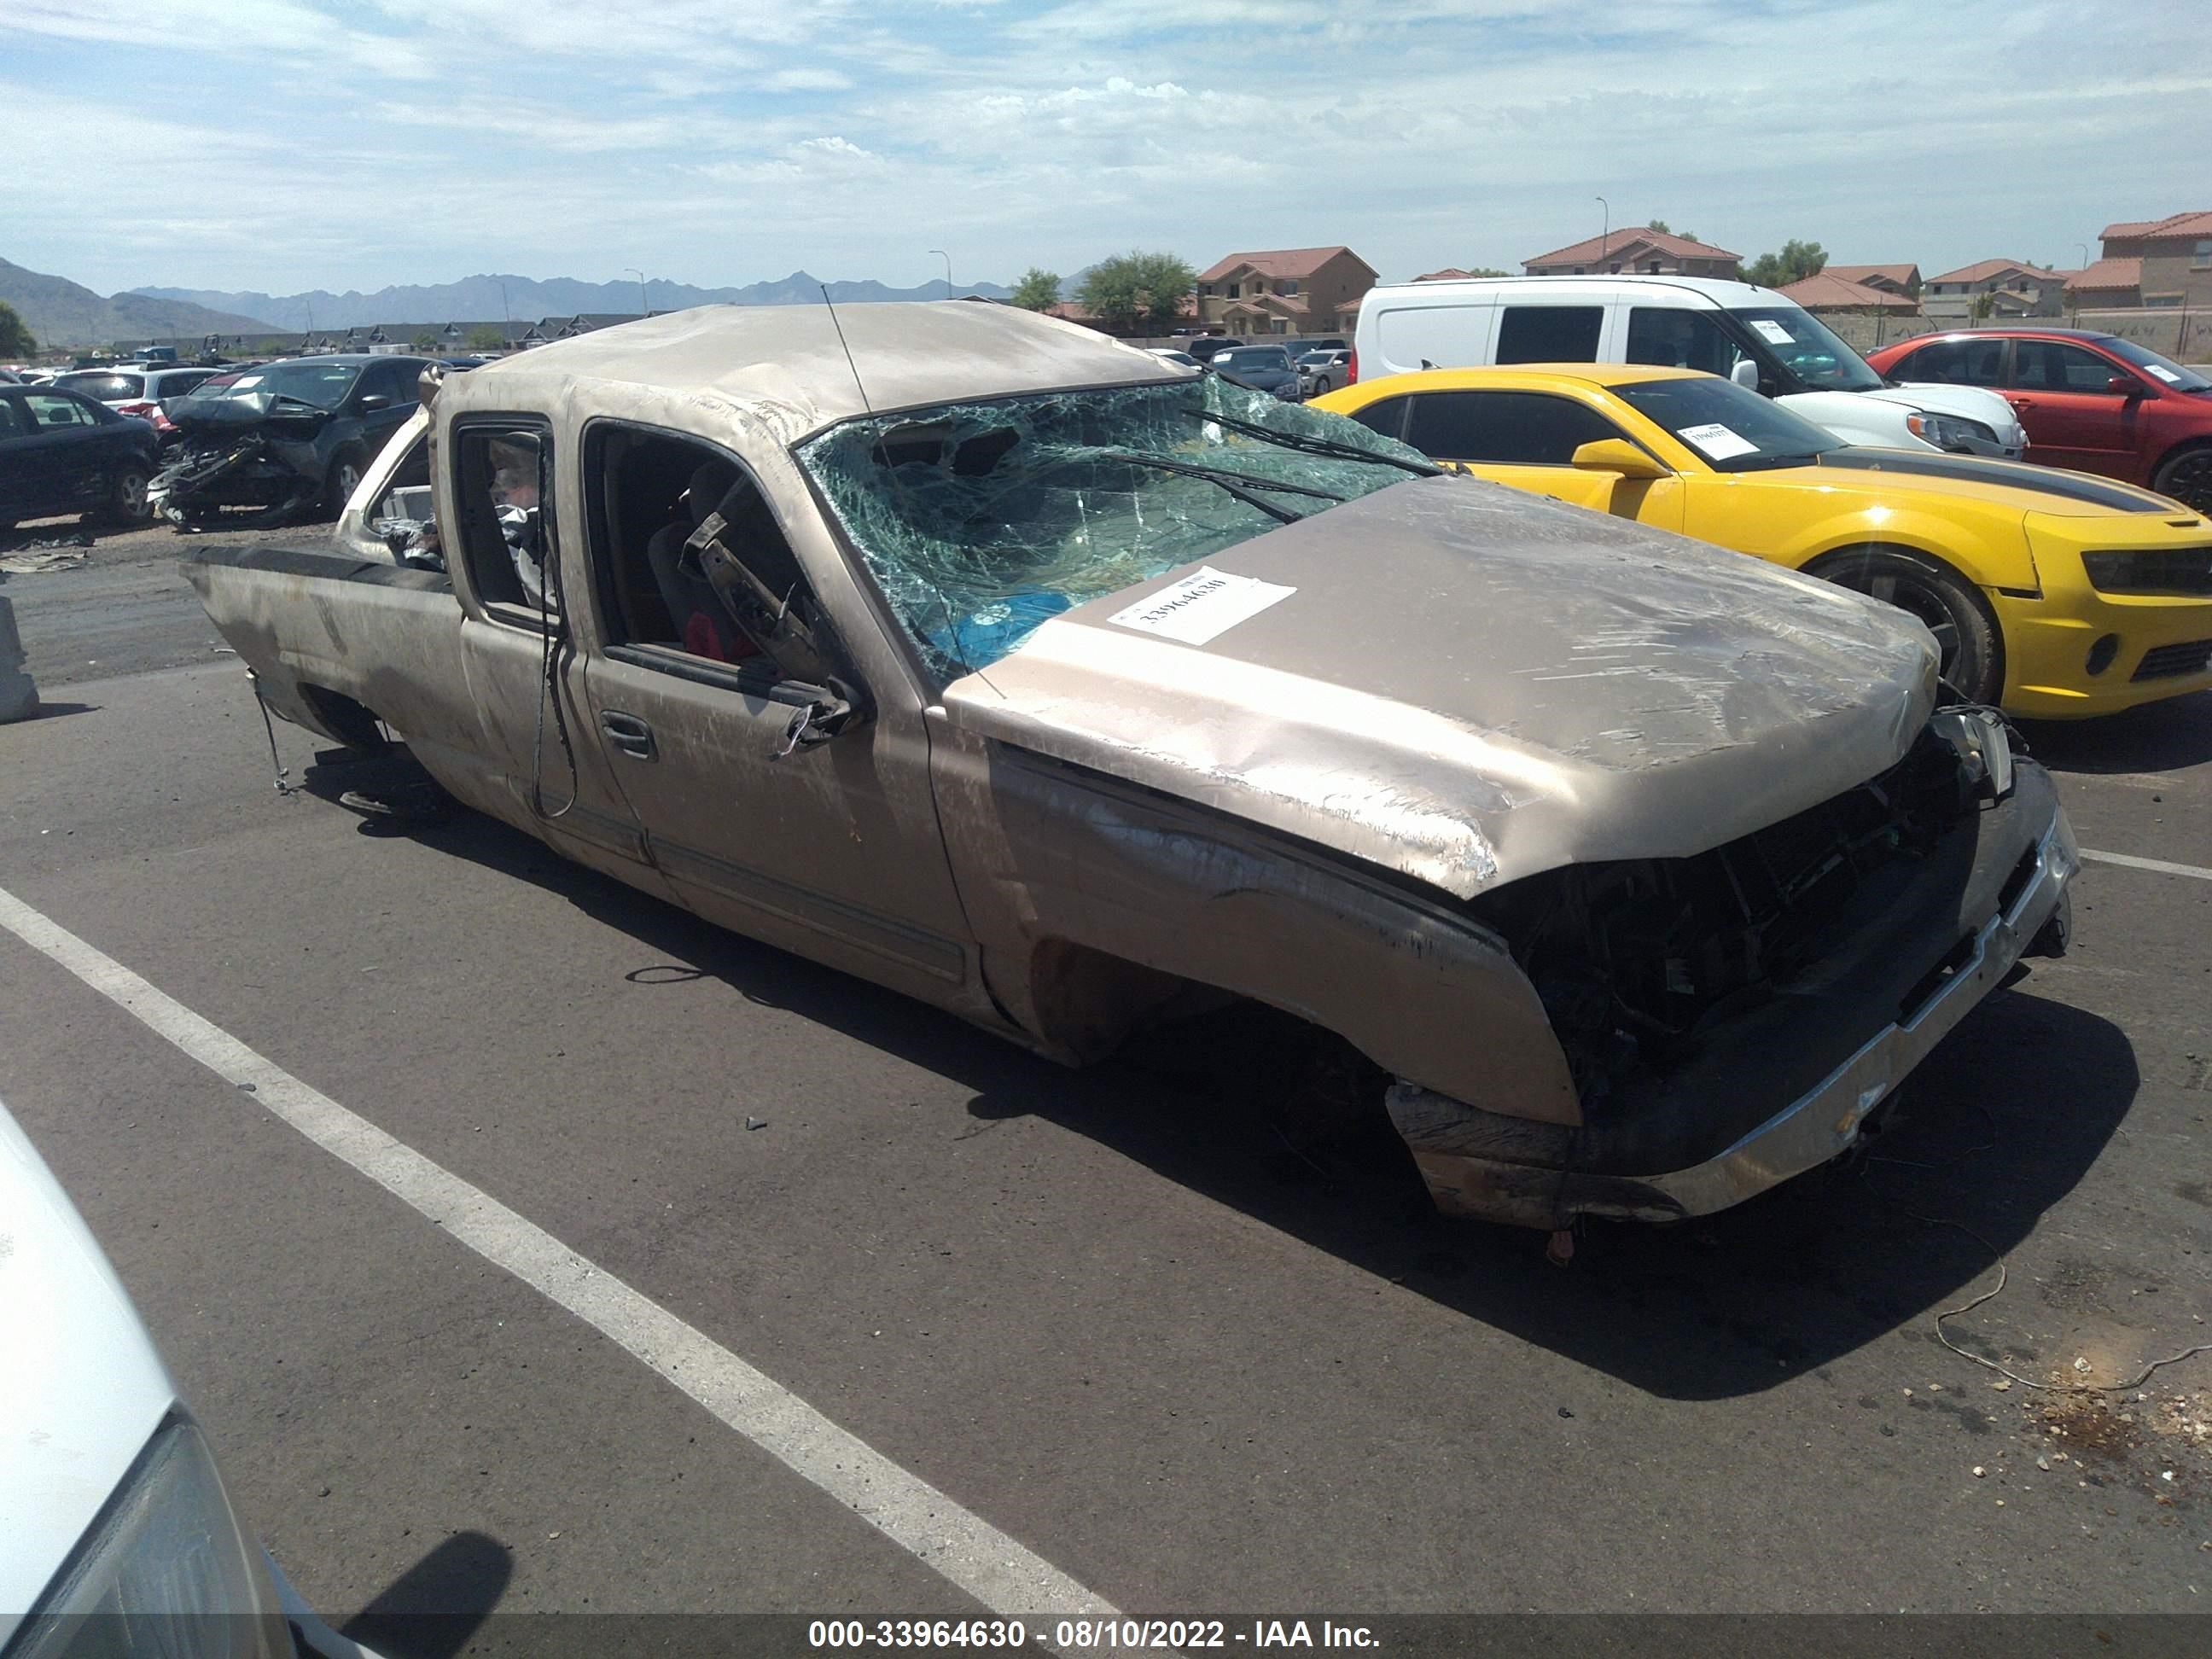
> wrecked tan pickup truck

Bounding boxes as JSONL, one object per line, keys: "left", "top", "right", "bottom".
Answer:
{"left": 186, "top": 303, "right": 2078, "bottom": 1231}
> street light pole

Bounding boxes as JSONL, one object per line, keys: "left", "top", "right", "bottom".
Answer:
{"left": 1595, "top": 196, "right": 1609, "bottom": 266}
{"left": 626, "top": 268, "right": 648, "bottom": 318}
{"left": 929, "top": 248, "right": 953, "bottom": 299}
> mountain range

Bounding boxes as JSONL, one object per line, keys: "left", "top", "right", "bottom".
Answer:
{"left": 126, "top": 271, "right": 1016, "bottom": 334}
{"left": 0, "top": 257, "right": 272, "bottom": 349}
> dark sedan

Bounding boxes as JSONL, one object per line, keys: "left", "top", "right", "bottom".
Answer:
{"left": 154, "top": 353, "right": 430, "bottom": 525}
{"left": 1209, "top": 345, "right": 1305, "bottom": 401}
{"left": 0, "top": 386, "right": 159, "bottom": 532}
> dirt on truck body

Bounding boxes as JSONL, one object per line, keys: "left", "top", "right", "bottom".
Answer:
{"left": 180, "top": 301, "right": 2077, "bottom": 1230}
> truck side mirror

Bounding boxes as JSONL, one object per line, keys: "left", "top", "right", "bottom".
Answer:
{"left": 1730, "top": 359, "right": 1761, "bottom": 391}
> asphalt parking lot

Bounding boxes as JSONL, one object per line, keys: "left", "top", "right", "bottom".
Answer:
{"left": 1, "top": 523, "right": 2208, "bottom": 1648}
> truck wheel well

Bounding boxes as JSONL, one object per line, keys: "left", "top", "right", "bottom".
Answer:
{"left": 296, "top": 684, "right": 389, "bottom": 754}
{"left": 1025, "top": 937, "right": 1394, "bottom": 1144}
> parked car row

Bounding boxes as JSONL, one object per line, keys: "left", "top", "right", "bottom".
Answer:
{"left": 1351, "top": 275, "right": 2029, "bottom": 458}
{"left": 1867, "top": 327, "right": 2212, "bottom": 512}
{"left": 1313, "top": 364, "right": 2212, "bottom": 716}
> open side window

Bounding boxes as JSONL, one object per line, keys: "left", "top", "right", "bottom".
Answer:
{"left": 452, "top": 418, "right": 557, "bottom": 627}
{"left": 581, "top": 421, "right": 859, "bottom": 713}
{"left": 364, "top": 427, "right": 433, "bottom": 532}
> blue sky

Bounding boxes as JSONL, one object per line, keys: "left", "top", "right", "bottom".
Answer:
{"left": 4, "top": 0, "right": 2206, "bottom": 297}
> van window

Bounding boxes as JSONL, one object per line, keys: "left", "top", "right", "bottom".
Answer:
{"left": 1627, "top": 308, "right": 1747, "bottom": 376}
{"left": 1495, "top": 306, "right": 1603, "bottom": 364}
{"left": 1375, "top": 304, "right": 1492, "bottom": 373}
{"left": 1400, "top": 391, "right": 1624, "bottom": 464}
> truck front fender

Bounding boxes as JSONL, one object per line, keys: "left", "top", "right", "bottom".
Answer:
{"left": 932, "top": 731, "right": 1581, "bottom": 1128}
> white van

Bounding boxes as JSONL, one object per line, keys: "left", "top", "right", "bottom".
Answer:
{"left": 1351, "top": 276, "right": 2026, "bottom": 458}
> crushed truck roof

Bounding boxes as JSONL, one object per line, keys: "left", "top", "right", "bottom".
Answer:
{"left": 446, "top": 300, "right": 1188, "bottom": 445}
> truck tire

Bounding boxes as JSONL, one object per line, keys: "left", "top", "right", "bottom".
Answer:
{"left": 1810, "top": 545, "right": 2004, "bottom": 707}
{"left": 2151, "top": 443, "right": 2212, "bottom": 515}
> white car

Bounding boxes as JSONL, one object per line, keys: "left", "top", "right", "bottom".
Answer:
{"left": 1144, "top": 347, "right": 1202, "bottom": 370}
{"left": 0, "top": 1097, "right": 377, "bottom": 1659}
{"left": 1295, "top": 347, "right": 1350, "bottom": 396}
{"left": 1351, "top": 276, "right": 2028, "bottom": 458}
{"left": 52, "top": 367, "right": 222, "bottom": 443}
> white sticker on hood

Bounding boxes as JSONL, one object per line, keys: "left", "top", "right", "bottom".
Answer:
{"left": 1677, "top": 422, "right": 1760, "bottom": 461}
{"left": 2146, "top": 364, "right": 2181, "bottom": 384}
{"left": 1106, "top": 565, "right": 1296, "bottom": 646}
{"left": 1750, "top": 319, "right": 1796, "bottom": 346}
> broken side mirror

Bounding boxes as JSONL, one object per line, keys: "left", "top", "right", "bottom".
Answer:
{"left": 770, "top": 679, "right": 864, "bottom": 760}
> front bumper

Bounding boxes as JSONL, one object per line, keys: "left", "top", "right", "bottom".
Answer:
{"left": 1389, "top": 773, "right": 2078, "bottom": 1229}
{"left": 1996, "top": 542, "right": 2212, "bottom": 719}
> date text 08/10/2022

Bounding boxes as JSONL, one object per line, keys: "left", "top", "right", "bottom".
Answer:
{"left": 806, "top": 1620, "right": 1382, "bottom": 1649}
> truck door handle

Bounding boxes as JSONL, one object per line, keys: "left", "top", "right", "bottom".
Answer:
{"left": 600, "top": 709, "right": 656, "bottom": 760}
{"left": 2010, "top": 396, "right": 2035, "bottom": 408}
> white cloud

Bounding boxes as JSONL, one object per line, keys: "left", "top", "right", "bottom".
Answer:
{"left": 765, "top": 67, "right": 854, "bottom": 90}
{"left": 3, "top": 0, "right": 2207, "bottom": 298}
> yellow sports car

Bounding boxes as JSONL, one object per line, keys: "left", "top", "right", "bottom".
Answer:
{"left": 1313, "top": 364, "right": 2212, "bottom": 716}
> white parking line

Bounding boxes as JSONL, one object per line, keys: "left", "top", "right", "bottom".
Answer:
{"left": 2080, "top": 848, "right": 2212, "bottom": 882}
{"left": 0, "top": 881, "right": 1115, "bottom": 1620}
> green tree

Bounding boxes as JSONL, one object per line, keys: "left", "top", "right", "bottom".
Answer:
{"left": 1080, "top": 250, "right": 1196, "bottom": 333}
{"left": 0, "top": 301, "right": 38, "bottom": 359}
{"left": 1743, "top": 239, "right": 1826, "bottom": 288}
{"left": 1009, "top": 268, "right": 1062, "bottom": 311}
{"left": 1461, "top": 266, "right": 1511, "bottom": 278}
{"left": 1646, "top": 218, "right": 1698, "bottom": 242}
{"left": 410, "top": 329, "right": 439, "bottom": 351}
{"left": 466, "top": 323, "right": 507, "bottom": 351}
{"left": 1970, "top": 291, "right": 1996, "bottom": 321}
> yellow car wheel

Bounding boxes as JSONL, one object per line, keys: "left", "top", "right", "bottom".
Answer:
{"left": 1807, "top": 545, "right": 2004, "bottom": 706}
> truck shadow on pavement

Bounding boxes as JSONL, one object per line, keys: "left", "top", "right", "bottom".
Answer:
{"left": 327, "top": 757, "right": 2140, "bottom": 1406}
{"left": 2017, "top": 688, "right": 2212, "bottom": 773}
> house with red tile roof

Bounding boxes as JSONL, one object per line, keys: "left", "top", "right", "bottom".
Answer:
{"left": 2095, "top": 212, "right": 2212, "bottom": 308}
{"left": 1775, "top": 272, "right": 1920, "bottom": 314}
{"left": 1820, "top": 264, "right": 1920, "bottom": 299}
{"left": 1522, "top": 230, "right": 1739, "bottom": 278}
{"left": 1923, "top": 259, "right": 2069, "bottom": 320}
{"left": 2065, "top": 257, "right": 2145, "bottom": 307}
{"left": 1193, "top": 247, "right": 1377, "bottom": 336}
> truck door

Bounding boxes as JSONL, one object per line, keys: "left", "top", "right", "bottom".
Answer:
{"left": 569, "top": 421, "right": 974, "bottom": 1005}
{"left": 445, "top": 415, "right": 657, "bottom": 881}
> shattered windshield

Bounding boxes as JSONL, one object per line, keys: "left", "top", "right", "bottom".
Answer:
{"left": 190, "top": 361, "right": 363, "bottom": 409}
{"left": 798, "top": 376, "right": 1435, "bottom": 682}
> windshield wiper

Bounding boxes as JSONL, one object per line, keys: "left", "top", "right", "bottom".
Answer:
{"left": 1097, "top": 451, "right": 1343, "bottom": 524}
{"left": 1179, "top": 406, "right": 1443, "bottom": 476}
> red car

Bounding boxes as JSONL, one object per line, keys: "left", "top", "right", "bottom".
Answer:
{"left": 1867, "top": 327, "right": 2212, "bottom": 513}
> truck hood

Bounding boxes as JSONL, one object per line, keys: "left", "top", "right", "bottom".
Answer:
{"left": 0, "top": 1098, "right": 176, "bottom": 1638}
{"left": 939, "top": 476, "right": 1936, "bottom": 899}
